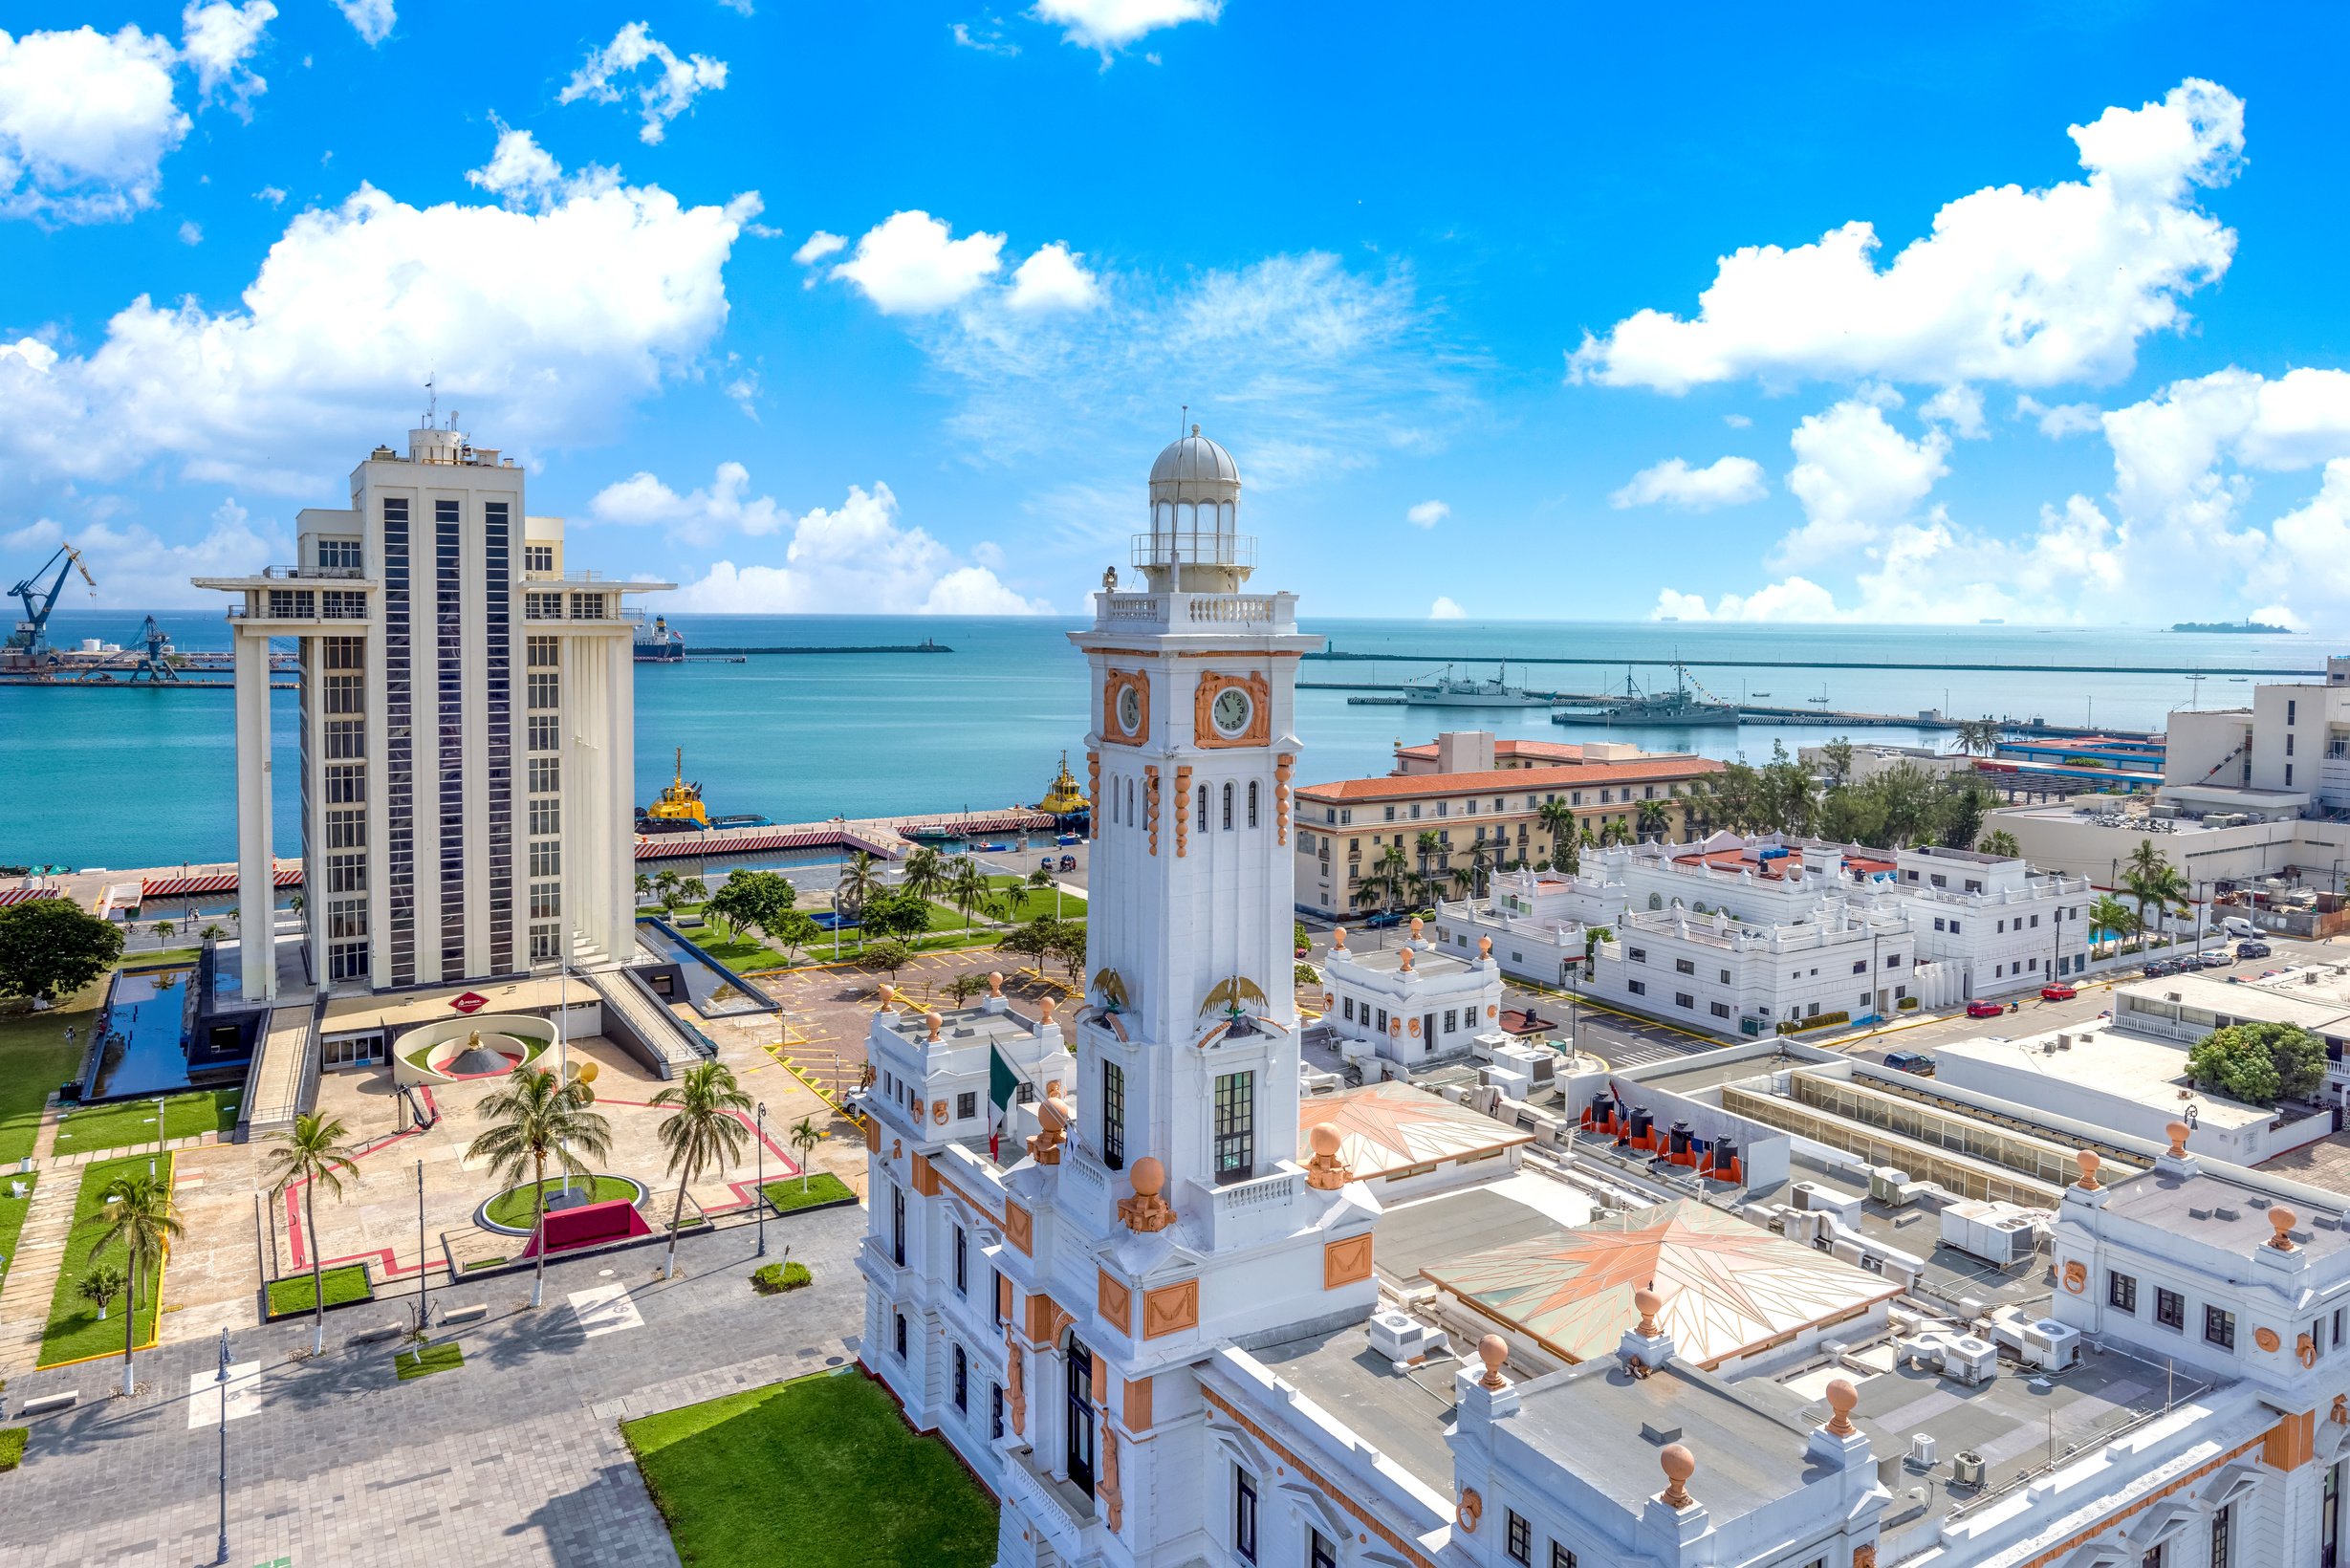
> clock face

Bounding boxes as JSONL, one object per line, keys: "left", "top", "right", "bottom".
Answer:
{"left": 1116, "top": 684, "right": 1142, "bottom": 735}
{"left": 1211, "top": 686, "right": 1254, "bottom": 738}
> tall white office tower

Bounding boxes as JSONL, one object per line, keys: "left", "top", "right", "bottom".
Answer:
{"left": 856, "top": 428, "right": 1380, "bottom": 1568}
{"left": 197, "top": 425, "right": 671, "bottom": 1002}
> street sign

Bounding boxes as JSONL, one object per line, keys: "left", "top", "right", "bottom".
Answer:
{"left": 449, "top": 992, "right": 489, "bottom": 1014}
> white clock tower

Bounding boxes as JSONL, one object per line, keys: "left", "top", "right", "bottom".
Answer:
{"left": 982, "top": 429, "right": 1382, "bottom": 1568}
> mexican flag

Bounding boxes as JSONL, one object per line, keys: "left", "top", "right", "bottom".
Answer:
{"left": 989, "top": 1043, "right": 1021, "bottom": 1162}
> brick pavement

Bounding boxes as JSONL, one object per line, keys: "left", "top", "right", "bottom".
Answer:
{"left": 0, "top": 1206, "right": 869, "bottom": 1567}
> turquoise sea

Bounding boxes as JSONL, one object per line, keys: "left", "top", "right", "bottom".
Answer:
{"left": 1, "top": 609, "right": 2326, "bottom": 871}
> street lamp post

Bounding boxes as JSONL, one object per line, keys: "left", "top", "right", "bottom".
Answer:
{"left": 152, "top": 1093, "right": 166, "bottom": 1178}
{"left": 214, "top": 1326, "right": 231, "bottom": 1565}
{"left": 415, "top": 1158, "right": 428, "bottom": 1334}
{"left": 755, "top": 1102, "right": 768, "bottom": 1257}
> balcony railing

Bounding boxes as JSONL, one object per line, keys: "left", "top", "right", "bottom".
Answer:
{"left": 1129, "top": 530, "right": 1256, "bottom": 569}
{"left": 259, "top": 564, "right": 365, "bottom": 580}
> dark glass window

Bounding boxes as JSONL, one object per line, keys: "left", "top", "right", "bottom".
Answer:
{"left": 990, "top": 1383, "right": 1004, "bottom": 1440}
{"left": 1102, "top": 1060, "right": 1126, "bottom": 1170}
{"left": 1234, "top": 1470, "right": 1257, "bottom": 1562}
{"left": 2109, "top": 1272, "right": 2137, "bottom": 1313}
{"left": 893, "top": 1313, "right": 906, "bottom": 1360}
{"left": 1311, "top": 1530, "right": 1337, "bottom": 1568}
{"left": 1552, "top": 1546, "right": 1578, "bottom": 1568}
{"left": 890, "top": 1185, "right": 905, "bottom": 1267}
{"left": 1065, "top": 1338, "right": 1096, "bottom": 1496}
{"left": 2156, "top": 1288, "right": 2185, "bottom": 1330}
{"left": 1507, "top": 1510, "right": 1531, "bottom": 1563}
{"left": 954, "top": 1227, "right": 968, "bottom": 1295}
{"left": 1213, "top": 1071, "right": 1254, "bottom": 1183}
{"left": 2205, "top": 1305, "right": 2235, "bottom": 1349}
{"left": 952, "top": 1345, "right": 968, "bottom": 1411}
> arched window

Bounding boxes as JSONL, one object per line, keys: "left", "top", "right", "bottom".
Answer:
{"left": 1223, "top": 782, "right": 1234, "bottom": 830}
{"left": 1197, "top": 786, "right": 1208, "bottom": 833}
{"left": 1126, "top": 776, "right": 1135, "bottom": 826}
{"left": 1065, "top": 1335, "right": 1097, "bottom": 1496}
{"left": 1248, "top": 780, "right": 1260, "bottom": 828}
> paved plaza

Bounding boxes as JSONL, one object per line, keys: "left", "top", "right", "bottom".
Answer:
{"left": 0, "top": 1205, "right": 868, "bottom": 1567}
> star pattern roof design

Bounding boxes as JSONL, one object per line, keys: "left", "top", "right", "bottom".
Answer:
{"left": 1296, "top": 1079, "right": 1532, "bottom": 1180}
{"left": 1423, "top": 1198, "right": 1898, "bottom": 1368}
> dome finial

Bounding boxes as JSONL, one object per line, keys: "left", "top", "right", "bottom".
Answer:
{"left": 1191, "top": 422, "right": 1200, "bottom": 436}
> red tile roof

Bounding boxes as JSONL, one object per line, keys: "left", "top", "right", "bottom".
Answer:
{"left": 1298, "top": 755, "right": 1724, "bottom": 802}
{"left": 1671, "top": 843, "right": 1895, "bottom": 882}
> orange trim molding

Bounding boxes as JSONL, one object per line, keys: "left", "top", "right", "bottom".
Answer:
{"left": 1323, "top": 1234, "right": 1374, "bottom": 1290}
{"left": 1142, "top": 1278, "right": 1200, "bottom": 1339}
{"left": 1144, "top": 765, "right": 1161, "bottom": 857}
{"left": 1102, "top": 668, "right": 1150, "bottom": 749}
{"left": 909, "top": 1153, "right": 940, "bottom": 1197}
{"left": 2266, "top": 1408, "right": 2317, "bottom": 1471}
{"left": 2017, "top": 1434, "right": 2264, "bottom": 1568}
{"left": 1175, "top": 765, "right": 1192, "bottom": 858}
{"left": 863, "top": 1115, "right": 881, "bottom": 1153}
{"left": 1004, "top": 1200, "right": 1034, "bottom": 1256}
{"left": 1099, "top": 1269, "right": 1134, "bottom": 1337}
{"left": 1123, "top": 1375, "right": 1153, "bottom": 1432}
{"left": 997, "top": 1272, "right": 1014, "bottom": 1324}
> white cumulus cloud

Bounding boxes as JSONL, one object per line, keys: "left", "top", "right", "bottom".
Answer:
{"left": 1777, "top": 397, "right": 1949, "bottom": 565}
{"left": 331, "top": 0, "right": 394, "bottom": 45}
{"left": 587, "top": 461, "right": 784, "bottom": 546}
{"left": 2014, "top": 394, "right": 2103, "bottom": 438}
{"left": 1006, "top": 242, "right": 1100, "bottom": 313}
{"left": 560, "top": 22, "right": 728, "bottom": 144}
{"left": 0, "top": 23, "right": 188, "bottom": 222}
{"left": 180, "top": 1, "right": 274, "bottom": 118}
{"left": 0, "top": 130, "right": 756, "bottom": 494}
{"left": 1570, "top": 78, "right": 2243, "bottom": 393}
{"left": 1428, "top": 595, "right": 1465, "bottom": 620}
{"left": 671, "top": 482, "right": 1049, "bottom": 614}
{"left": 1406, "top": 499, "right": 1449, "bottom": 528}
{"left": 830, "top": 209, "right": 1006, "bottom": 315}
{"left": 1608, "top": 455, "right": 1766, "bottom": 512}
{"left": 8, "top": 498, "right": 284, "bottom": 609}
{"left": 792, "top": 229, "right": 845, "bottom": 265}
{"left": 1030, "top": 0, "right": 1219, "bottom": 55}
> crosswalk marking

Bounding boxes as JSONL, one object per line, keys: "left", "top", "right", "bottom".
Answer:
{"left": 568, "top": 1282, "right": 643, "bottom": 1339}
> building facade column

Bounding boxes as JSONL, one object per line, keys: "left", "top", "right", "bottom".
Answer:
{"left": 233, "top": 626, "right": 277, "bottom": 1002}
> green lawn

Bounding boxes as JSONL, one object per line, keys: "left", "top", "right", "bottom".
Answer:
{"left": 0, "top": 991, "right": 95, "bottom": 1165}
{"left": 987, "top": 874, "right": 1087, "bottom": 921}
{"left": 484, "top": 1175, "right": 640, "bottom": 1230}
{"left": 38, "top": 1151, "right": 171, "bottom": 1368}
{"left": 0, "top": 1426, "right": 25, "bottom": 1472}
{"left": 395, "top": 1340, "right": 464, "bottom": 1381}
{"left": 0, "top": 1170, "right": 36, "bottom": 1301}
{"left": 625, "top": 1369, "right": 997, "bottom": 1568}
{"left": 267, "top": 1262, "right": 373, "bottom": 1317}
{"left": 664, "top": 899, "right": 1080, "bottom": 975}
{"left": 751, "top": 1260, "right": 811, "bottom": 1295}
{"left": 120, "top": 947, "right": 204, "bottom": 969}
{"left": 761, "top": 1172, "right": 858, "bottom": 1214}
{"left": 53, "top": 1086, "right": 241, "bottom": 1156}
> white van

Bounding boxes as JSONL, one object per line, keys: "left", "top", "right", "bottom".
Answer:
{"left": 2223, "top": 915, "right": 2259, "bottom": 939}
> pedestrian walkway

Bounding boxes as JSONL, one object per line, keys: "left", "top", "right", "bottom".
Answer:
{"left": 243, "top": 1004, "right": 316, "bottom": 1136}
{"left": 0, "top": 1157, "right": 81, "bottom": 1372}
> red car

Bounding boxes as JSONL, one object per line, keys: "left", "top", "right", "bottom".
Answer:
{"left": 2040, "top": 983, "right": 2078, "bottom": 1001}
{"left": 1965, "top": 999, "right": 2005, "bottom": 1019}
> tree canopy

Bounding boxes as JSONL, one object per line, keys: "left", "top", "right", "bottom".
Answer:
{"left": 0, "top": 897, "right": 124, "bottom": 1003}
{"left": 1686, "top": 746, "right": 1999, "bottom": 851}
{"left": 2187, "top": 1021, "right": 2327, "bottom": 1107}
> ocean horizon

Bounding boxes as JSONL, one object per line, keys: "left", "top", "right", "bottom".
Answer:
{"left": 2, "top": 608, "right": 2325, "bottom": 872}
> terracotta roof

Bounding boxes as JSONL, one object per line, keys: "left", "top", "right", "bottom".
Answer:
{"left": 1672, "top": 843, "right": 1895, "bottom": 881}
{"left": 1423, "top": 1197, "right": 1899, "bottom": 1368}
{"left": 1298, "top": 755, "right": 1725, "bottom": 802}
{"left": 1394, "top": 738, "right": 1589, "bottom": 763}
{"left": 1298, "top": 1079, "right": 1532, "bottom": 1179}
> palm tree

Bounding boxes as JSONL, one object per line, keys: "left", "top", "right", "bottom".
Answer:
{"left": 901, "top": 845, "right": 950, "bottom": 905}
{"left": 467, "top": 1066, "right": 614, "bottom": 1307}
{"left": 263, "top": 1113, "right": 362, "bottom": 1356}
{"left": 2089, "top": 894, "right": 2139, "bottom": 953}
{"left": 1535, "top": 797, "right": 1577, "bottom": 869}
{"left": 1953, "top": 718, "right": 2004, "bottom": 757}
{"left": 788, "top": 1116, "right": 821, "bottom": 1195}
{"left": 634, "top": 871, "right": 652, "bottom": 904}
{"left": 1024, "top": 863, "right": 1057, "bottom": 921}
{"left": 835, "top": 851, "right": 882, "bottom": 921}
{"left": 201, "top": 924, "right": 225, "bottom": 942}
{"left": 946, "top": 857, "right": 993, "bottom": 934}
{"left": 1977, "top": 829, "right": 2022, "bottom": 859}
{"left": 155, "top": 919, "right": 175, "bottom": 944}
{"left": 2125, "top": 838, "right": 2168, "bottom": 884}
{"left": 86, "top": 1170, "right": 182, "bottom": 1397}
{"left": 1413, "top": 830, "right": 1444, "bottom": 883}
{"left": 649, "top": 1061, "right": 752, "bottom": 1279}
{"left": 1635, "top": 799, "right": 1672, "bottom": 843}
{"left": 77, "top": 1263, "right": 125, "bottom": 1320}
{"left": 1464, "top": 840, "right": 1495, "bottom": 898}
{"left": 289, "top": 893, "right": 305, "bottom": 921}
{"left": 2128, "top": 863, "right": 2190, "bottom": 946}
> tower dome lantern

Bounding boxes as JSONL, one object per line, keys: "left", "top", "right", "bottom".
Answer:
{"left": 1139, "top": 423, "right": 1254, "bottom": 592}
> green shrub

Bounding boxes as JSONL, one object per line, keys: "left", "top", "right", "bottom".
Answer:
{"left": 1896, "top": 996, "right": 1920, "bottom": 1012}
{"left": 267, "top": 1262, "right": 373, "bottom": 1316}
{"left": 394, "top": 1341, "right": 464, "bottom": 1381}
{"left": 2188, "top": 1021, "right": 2326, "bottom": 1107}
{"left": 751, "top": 1260, "right": 812, "bottom": 1296}
{"left": 1777, "top": 1011, "right": 1851, "bottom": 1035}
{"left": 0, "top": 1426, "right": 24, "bottom": 1472}
{"left": 761, "top": 1172, "right": 858, "bottom": 1214}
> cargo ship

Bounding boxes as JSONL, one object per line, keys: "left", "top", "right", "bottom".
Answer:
{"left": 630, "top": 611, "right": 686, "bottom": 663}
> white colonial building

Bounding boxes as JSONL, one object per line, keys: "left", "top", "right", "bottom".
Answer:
{"left": 1319, "top": 917, "right": 1505, "bottom": 1070}
{"left": 197, "top": 424, "right": 665, "bottom": 1002}
{"left": 1435, "top": 836, "right": 2091, "bottom": 1038}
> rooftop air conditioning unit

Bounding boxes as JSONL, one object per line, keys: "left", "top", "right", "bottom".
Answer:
{"left": 1906, "top": 1433, "right": 1938, "bottom": 1470}
{"left": 1941, "top": 1336, "right": 1998, "bottom": 1385}
{"left": 1868, "top": 1167, "right": 1914, "bottom": 1205}
{"left": 1952, "top": 1451, "right": 1988, "bottom": 1487}
{"left": 2023, "top": 1318, "right": 2081, "bottom": 1371}
{"left": 1366, "top": 1310, "right": 1449, "bottom": 1369}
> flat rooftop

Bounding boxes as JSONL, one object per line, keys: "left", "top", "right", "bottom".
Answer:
{"left": 2117, "top": 972, "right": 2350, "bottom": 1032}
{"left": 1372, "top": 1183, "right": 1564, "bottom": 1282}
{"left": 2098, "top": 1165, "right": 2350, "bottom": 1259}
{"left": 1512, "top": 1358, "right": 1819, "bottom": 1517}
{"left": 1935, "top": 1025, "right": 2269, "bottom": 1131}
{"left": 1744, "top": 1163, "right": 2053, "bottom": 1312}
{"left": 877, "top": 998, "right": 1058, "bottom": 1051}
{"left": 1328, "top": 943, "right": 1485, "bottom": 981}
{"left": 1251, "top": 1322, "right": 1465, "bottom": 1492}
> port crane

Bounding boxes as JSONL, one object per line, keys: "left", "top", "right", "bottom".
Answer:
{"left": 6, "top": 542, "right": 97, "bottom": 670}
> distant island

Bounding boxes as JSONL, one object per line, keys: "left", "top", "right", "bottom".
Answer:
{"left": 2171, "top": 620, "right": 2297, "bottom": 635}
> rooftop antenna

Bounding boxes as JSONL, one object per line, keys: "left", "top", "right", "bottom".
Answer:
{"left": 1180, "top": 403, "right": 1187, "bottom": 437}
{"left": 424, "top": 373, "right": 438, "bottom": 429}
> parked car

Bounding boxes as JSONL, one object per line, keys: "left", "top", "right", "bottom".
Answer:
{"left": 2236, "top": 940, "right": 2272, "bottom": 959}
{"left": 2040, "top": 982, "right": 2078, "bottom": 1001}
{"left": 1360, "top": 910, "right": 1403, "bottom": 929}
{"left": 1883, "top": 1049, "right": 1938, "bottom": 1077}
{"left": 1966, "top": 999, "right": 2005, "bottom": 1019}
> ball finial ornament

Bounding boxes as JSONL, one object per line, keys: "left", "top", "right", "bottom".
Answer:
{"left": 1823, "top": 1378, "right": 1859, "bottom": 1436}
{"left": 1130, "top": 1156, "right": 1165, "bottom": 1198}
{"left": 1477, "top": 1334, "right": 1508, "bottom": 1390}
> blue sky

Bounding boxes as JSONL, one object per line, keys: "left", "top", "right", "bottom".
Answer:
{"left": 6, "top": 2, "right": 2350, "bottom": 629}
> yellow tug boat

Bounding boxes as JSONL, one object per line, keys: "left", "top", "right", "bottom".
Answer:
{"left": 1036, "top": 751, "right": 1089, "bottom": 815}
{"left": 638, "top": 748, "right": 711, "bottom": 833}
